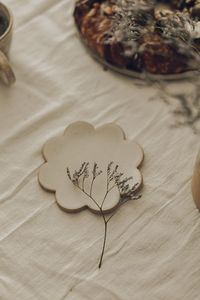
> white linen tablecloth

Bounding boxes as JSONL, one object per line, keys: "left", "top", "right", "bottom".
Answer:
{"left": 1, "top": 0, "right": 200, "bottom": 299}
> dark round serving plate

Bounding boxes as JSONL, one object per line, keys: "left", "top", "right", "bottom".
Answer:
{"left": 78, "top": 33, "right": 200, "bottom": 82}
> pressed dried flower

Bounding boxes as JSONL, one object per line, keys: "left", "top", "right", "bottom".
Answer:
{"left": 66, "top": 161, "right": 141, "bottom": 268}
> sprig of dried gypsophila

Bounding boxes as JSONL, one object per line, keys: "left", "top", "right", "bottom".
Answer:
{"left": 67, "top": 161, "right": 141, "bottom": 268}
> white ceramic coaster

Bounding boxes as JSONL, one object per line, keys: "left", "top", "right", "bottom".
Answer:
{"left": 38, "top": 122, "right": 144, "bottom": 214}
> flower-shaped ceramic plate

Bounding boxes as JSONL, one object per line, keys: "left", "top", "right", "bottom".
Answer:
{"left": 38, "top": 122, "right": 144, "bottom": 214}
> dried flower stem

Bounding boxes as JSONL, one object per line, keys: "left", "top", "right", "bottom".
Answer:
{"left": 98, "top": 210, "right": 108, "bottom": 269}
{"left": 66, "top": 162, "right": 141, "bottom": 268}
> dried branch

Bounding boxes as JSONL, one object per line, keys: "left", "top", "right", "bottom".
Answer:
{"left": 66, "top": 162, "right": 141, "bottom": 268}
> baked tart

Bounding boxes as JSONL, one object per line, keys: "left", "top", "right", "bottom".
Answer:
{"left": 74, "top": 0, "right": 200, "bottom": 76}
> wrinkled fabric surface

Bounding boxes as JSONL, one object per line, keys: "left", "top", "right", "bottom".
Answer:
{"left": 0, "top": 1, "right": 200, "bottom": 299}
